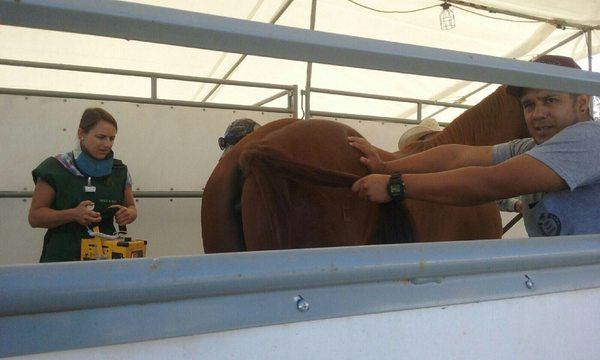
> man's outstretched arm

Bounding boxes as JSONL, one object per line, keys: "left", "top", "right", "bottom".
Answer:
{"left": 352, "top": 154, "right": 567, "bottom": 206}
{"left": 350, "top": 135, "right": 494, "bottom": 174}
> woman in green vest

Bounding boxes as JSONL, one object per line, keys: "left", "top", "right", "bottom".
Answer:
{"left": 29, "top": 108, "right": 137, "bottom": 262}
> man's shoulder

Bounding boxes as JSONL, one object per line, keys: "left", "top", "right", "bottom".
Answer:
{"left": 546, "top": 120, "right": 600, "bottom": 145}
{"left": 563, "top": 120, "right": 600, "bottom": 134}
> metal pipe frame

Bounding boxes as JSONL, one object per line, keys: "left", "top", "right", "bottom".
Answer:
{"left": 308, "top": 110, "right": 449, "bottom": 126}
{"left": 3, "top": 235, "right": 600, "bottom": 356}
{"left": 0, "top": 58, "right": 297, "bottom": 113}
{"left": 201, "top": 0, "right": 295, "bottom": 103}
{"left": 253, "top": 89, "right": 292, "bottom": 107}
{"left": 310, "top": 86, "right": 472, "bottom": 109}
{"left": 0, "top": 88, "right": 294, "bottom": 114}
{"left": 1, "top": 1, "right": 598, "bottom": 95}
{"left": 302, "top": 87, "right": 465, "bottom": 124}
{"left": 445, "top": 0, "right": 599, "bottom": 31}
{"left": 425, "top": 29, "right": 589, "bottom": 120}
{"left": 587, "top": 30, "right": 593, "bottom": 72}
{"left": 536, "top": 30, "right": 587, "bottom": 58}
{"left": 304, "top": 0, "right": 318, "bottom": 120}
{"left": 291, "top": 84, "right": 300, "bottom": 118}
{"left": 0, "top": 59, "right": 296, "bottom": 91}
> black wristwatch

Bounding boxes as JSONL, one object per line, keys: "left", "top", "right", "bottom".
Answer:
{"left": 387, "top": 172, "right": 405, "bottom": 201}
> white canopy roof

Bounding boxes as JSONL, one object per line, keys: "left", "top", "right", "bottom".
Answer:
{"left": 1, "top": 0, "right": 598, "bottom": 122}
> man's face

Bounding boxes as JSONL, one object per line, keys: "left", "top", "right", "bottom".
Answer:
{"left": 520, "top": 89, "right": 588, "bottom": 144}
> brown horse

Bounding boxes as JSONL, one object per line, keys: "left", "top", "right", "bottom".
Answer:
{"left": 202, "top": 86, "right": 529, "bottom": 253}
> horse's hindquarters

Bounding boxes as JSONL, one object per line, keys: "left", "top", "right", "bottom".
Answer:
{"left": 406, "top": 200, "right": 502, "bottom": 242}
{"left": 242, "top": 172, "right": 379, "bottom": 250}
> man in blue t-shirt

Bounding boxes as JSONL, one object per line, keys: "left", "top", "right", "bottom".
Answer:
{"left": 349, "top": 55, "right": 598, "bottom": 237}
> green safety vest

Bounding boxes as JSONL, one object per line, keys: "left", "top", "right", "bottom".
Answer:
{"left": 32, "top": 157, "right": 129, "bottom": 262}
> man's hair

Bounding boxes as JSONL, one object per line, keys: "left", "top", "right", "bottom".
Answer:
{"left": 218, "top": 118, "right": 260, "bottom": 150}
{"left": 507, "top": 55, "right": 582, "bottom": 99}
{"left": 79, "top": 108, "right": 118, "bottom": 133}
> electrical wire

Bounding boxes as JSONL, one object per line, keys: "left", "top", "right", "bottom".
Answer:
{"left": 86, "top": 227, "right": 126, "bottom": 240}
{"left": 451, "top": 4, "right": 541, "bottom": 24}
{"left": 346, "top": 0, "right": 439, "bottom": 14}
{"left": 345, "top": 0, "right": 548, "bottom": 26}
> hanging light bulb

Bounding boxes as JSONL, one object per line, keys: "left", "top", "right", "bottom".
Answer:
{"left": 440, "top": 2, "right": 455, "bottom": 30}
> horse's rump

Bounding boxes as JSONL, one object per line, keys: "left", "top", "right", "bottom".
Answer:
{"left": 203, "top": 86, "right": 528, "bottom": 252}
{"left": 202, "top": 119, "right": 297, "bottom": 253}
{"left": 238, "top": 120, "right": 412, "bottom": 250}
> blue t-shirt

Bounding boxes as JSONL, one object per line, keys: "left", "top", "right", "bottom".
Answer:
{"left": 493, "top": 121, "right": 600, "bottom": 237}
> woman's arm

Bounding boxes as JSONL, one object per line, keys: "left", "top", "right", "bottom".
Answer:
{"left": 28, "top": 180, "right": 101, "bottom": 228}
{"left": 110, "top": 186, "right": 137, "bottom": 226}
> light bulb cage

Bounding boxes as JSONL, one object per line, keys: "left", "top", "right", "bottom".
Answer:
{"left": 440, "top": 3, "right": 456, "bottom": 30}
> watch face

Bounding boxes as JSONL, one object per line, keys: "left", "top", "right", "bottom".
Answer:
{"left": 390, "top": 183, "right": 402, "bottom": 195}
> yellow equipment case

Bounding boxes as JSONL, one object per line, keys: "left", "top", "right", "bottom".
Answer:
{"left": 81, "top": 226, "right": 147, "bottom": 260}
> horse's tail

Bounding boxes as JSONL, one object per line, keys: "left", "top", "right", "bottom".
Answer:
{"left": 240, "top": 144, "right": 360, "bottom": 187}
{"left": 202, "top": 118, "right": 298, "bottom": 253}
{"left": 240, "top": 143, "right": 412, "bottom": 245}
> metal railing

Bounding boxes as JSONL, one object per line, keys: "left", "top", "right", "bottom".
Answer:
{"left": 0, "top": 58, "right": 299, "bottom": 116}
{"left": 304, "top": 87, "right": 468, "bottom": 124}
{"left": 1, "top": 2, "right": 597, "bottom": 94}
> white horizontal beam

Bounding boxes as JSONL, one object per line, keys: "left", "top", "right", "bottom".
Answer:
{"left": 1, "top": 0, "right": 599, "bottom": 95}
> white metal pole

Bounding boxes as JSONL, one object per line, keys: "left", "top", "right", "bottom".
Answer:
{"left": 304, "top": 0, "right": 317, "bottom": 120}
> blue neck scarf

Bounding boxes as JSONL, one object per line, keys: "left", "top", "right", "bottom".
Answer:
{"left": 73, "top": 144, "right": 114, "bottom": 177}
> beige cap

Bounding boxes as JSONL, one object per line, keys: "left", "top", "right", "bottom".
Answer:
{"left": 397, "top": 118, "right": 441, "bottom": 150}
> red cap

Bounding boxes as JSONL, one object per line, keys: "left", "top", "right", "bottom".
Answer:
{"left": 506, "top": 55, "right": 581, "bottom": 98}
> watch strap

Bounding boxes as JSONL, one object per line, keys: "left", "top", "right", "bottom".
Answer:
{"left": 387, "top": 172, "right": 405, "bottom": 201}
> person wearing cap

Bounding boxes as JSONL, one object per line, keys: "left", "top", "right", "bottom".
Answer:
{"left": 350, "top": 55, "right": 597, "bottom": 236}
{"left": 397, "top": 118, "right": 442, "bottom": 151}
{"left": 218, "top": 118, "right": 261, "bottom": 155}
{"left": 398, "top": 119, "right": 523, "bottom": 214}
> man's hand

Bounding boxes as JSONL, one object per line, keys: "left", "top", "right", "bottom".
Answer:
{"left": 73, "top": 200, "right": 101, "bottom": 226}
{"left": 351, "top": 174, "right": 392, "bottom": 203}
{"left": 348, "top": 136, "right": 387, "bottom": 173}
{"left": 109, "top": 205, "right": 136, "bottom": 225}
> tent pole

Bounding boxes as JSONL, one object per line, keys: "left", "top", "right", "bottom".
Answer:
{"left": 445, "top": 0, "right": 590, "bottom": 30}
{"left": 586, "top": 29, "right": 595, "bottom": 117}
{"left": 587, "top": 29, "right": 593, "bottom": 71}
{"left": 426, "top": 30, "right": 587, "bottom": 120}
{"left": 201, "top": 0, "right": 295, "bottom": 103}
{"left": 304, "top": 0, "right": 317, "bottom": 120}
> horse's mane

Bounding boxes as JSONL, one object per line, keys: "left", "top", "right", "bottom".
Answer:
{"left": 401, "top": 86, "right": 528, "bottom": 154}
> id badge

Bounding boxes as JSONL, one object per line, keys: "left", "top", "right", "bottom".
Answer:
{"left": 84, "top": 177, "right": 96, "bottom": 193}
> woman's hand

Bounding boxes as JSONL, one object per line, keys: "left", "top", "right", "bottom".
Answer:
{"left": 348, "top": 136, "right": 387, "bottom": 173}
{"left": 73, "top": 200, "right": 102, "bottom": 226}
{"left": 109, "top": 205, "right": 137, "bottom": 225}
{"left": 352, "top": 174, "right": 392, "bottom": 203}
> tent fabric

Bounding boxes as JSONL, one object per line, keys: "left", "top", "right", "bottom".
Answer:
{"left": 0, "top": 0, "right": 598, "bottom": 122}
